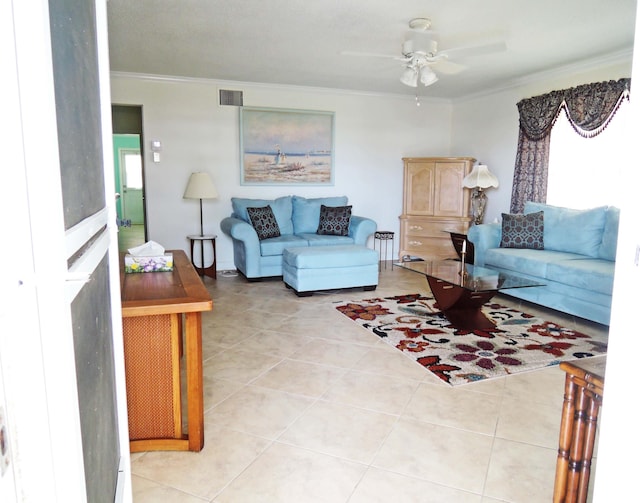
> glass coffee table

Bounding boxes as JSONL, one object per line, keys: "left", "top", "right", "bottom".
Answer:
{"left": 396, "top": 260, "right": 544, "bottom": 330}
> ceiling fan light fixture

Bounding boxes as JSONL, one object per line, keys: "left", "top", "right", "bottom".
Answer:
{"left": 400, "top": 67, "right": 418, "bottom": 87}
{"left": 420, "top": 66, "right": 438, "bottom": 86}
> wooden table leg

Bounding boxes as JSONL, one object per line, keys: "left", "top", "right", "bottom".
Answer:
{"left": 565, "top": 380, "right": 590, "bottom": 501}
{"left": 189, "top": 237, "right": 217, "bottom": 279}
{"left": 426, "top": 276, "right": 496, "bottom": 330}
{"left": 554, "top": 367, "right": 604, "bottom": 503}
{"left": 577, "top": 395, "right": 601, "bottom": 501}
{"left": 185, "top": 311, "right": 204, "bottom": 451}
{"left": 206, "top": 238, "right": 216, "bottom": 279}
{"left": 554, "top": 373, "right": 576, "bottom": 502}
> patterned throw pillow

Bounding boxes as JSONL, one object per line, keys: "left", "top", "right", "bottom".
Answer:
{"left": 247, "top": 206, "right": 281, "bottom": 240}
{"left": 317, "top": 205, "right": 352, "bottom": 236}
{"left": 500, "top": 211, "right": 544, "bottom": 249}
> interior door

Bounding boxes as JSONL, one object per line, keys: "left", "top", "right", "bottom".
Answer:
{"left": 114, "top": 140, "right": 145, "bottom": 225}
{"left": 113, "top": 107, "right": 147, "bottom": 251}
{"left": 121, "top": 149, "right": 144, "bottom": 223}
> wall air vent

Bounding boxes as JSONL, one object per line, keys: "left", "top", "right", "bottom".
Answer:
{"left": 219, "top": 89, "right": 243, "bottom": 106}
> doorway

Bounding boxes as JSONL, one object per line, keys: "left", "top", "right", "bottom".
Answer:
{"left": 112, "top": 105, "right": 146, "bottom": 251}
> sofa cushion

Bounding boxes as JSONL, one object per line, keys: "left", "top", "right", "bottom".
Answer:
{"left": 524, "top": 202, "right": 606, "bottom": 258}
{"left": 317, "top": 205, "right": 352, "bottom": 236}
{"left": 259, "top": 235, "right": 309, "bottom": 257}
{"left": 598, "top": 206, "right": 620, "bottom": 261}
{"left": 292, "top": 195, "right": 348, "bottom": 234}
{"left": 247, "top": 206, "right": 281, "bottom": 240}
{"left": 485, "top": 248, "right": 586, "bottom": 278}
{"left": 499, "top": 211, "right": 544, "bottom": 249}
{"left": 232, "top": 196, "right": 294, "bottom": 235}
{"left": 546, "top": 258, "right": 615, "bottom": 296}
{"left": 296, "top": 233, "right": 355, "bottom": 246}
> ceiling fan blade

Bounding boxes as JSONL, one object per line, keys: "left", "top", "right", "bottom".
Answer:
{"left": 440, "top": 40, "right": 507, "bottom": 60}
{"left": 431, "top": 59, "right": 466, "bottom": 75}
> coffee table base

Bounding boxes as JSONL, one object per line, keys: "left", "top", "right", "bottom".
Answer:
{"left": 427, "top": 276, "right": 497, "bottom": 330}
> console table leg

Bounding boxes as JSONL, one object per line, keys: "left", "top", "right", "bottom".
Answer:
{"left": 185, "top": 312, "right": 204, "bottom": 451}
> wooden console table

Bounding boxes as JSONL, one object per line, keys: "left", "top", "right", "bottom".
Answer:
{"left": 120, "top": 250, "right": 212, "bottom": 452}
{"left": 553, "top": 357, "right": 606, "bottom": 503}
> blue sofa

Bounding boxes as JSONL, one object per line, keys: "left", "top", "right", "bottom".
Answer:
{"left": 467, "top": 202, "right": 619, "bottom": 325}
{"left": 220, "top": 195, "right": 377, "bottom": 279}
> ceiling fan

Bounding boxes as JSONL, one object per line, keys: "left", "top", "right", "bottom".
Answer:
{"left": 343, "top": 17, "right": 506, "bottom": 88}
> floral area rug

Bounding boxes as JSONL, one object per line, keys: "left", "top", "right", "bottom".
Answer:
{"left": 335, "top": 293, "right": 608, "bottom": 386}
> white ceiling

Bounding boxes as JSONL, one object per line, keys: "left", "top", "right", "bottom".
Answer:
{"left": 106, "top": 0, "right": 637, "bottom": 99}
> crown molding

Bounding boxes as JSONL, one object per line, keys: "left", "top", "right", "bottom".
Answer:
{"left": 109, "top": 71, "right": 450, "bottom": 105}
{"left": 454, "top": 48, "right": 633, "bottom": 103}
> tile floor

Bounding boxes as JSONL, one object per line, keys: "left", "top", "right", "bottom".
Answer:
{"left": 130, "top": 263, "right": 608, "bottom": 502}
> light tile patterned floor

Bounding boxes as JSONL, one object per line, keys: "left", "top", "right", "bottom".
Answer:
{"left": 130, "top": 264, "right": 608, "bottom": 502}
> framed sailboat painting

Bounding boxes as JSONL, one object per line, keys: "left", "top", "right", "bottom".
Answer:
{"left": 240, "top": 107, "right": 335, "bottom": 185}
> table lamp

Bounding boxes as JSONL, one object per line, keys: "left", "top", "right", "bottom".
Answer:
{"left": 462, "top": 163, "right": 499, "bottom": 225}
{"left": 183, "top": 172, "right": 218, "bottom": 235}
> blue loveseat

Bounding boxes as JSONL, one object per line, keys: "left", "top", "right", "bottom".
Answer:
{"left": 467, "top": 202, "right": 619, "bottom": 325}
{"left": 220, "top": 195, "right": 377, "bottom": 279}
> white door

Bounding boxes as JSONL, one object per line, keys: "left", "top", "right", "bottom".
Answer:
{"left": 2, "top": 0, "right": 131, "bottom": 501}
{"left": 121, "top": 148, "right": 145, "bottom": 224}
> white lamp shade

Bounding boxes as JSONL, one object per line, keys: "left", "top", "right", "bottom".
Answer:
{"left": 462, "top": 164, "right": 499, "bottom": 189}
{"left": 400, "top": 67, "right": 418, "bottom": 87}
{"left": 183, "top": 172, "right": 218, "bottom": 199}
{"left": 420, "top": 67, "right": 438, "bottom": 86}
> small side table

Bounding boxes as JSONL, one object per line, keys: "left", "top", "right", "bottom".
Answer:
{"left": 374, "top": 231, "right": 395, "bottom": 270}
{"left": 187, "top": 234, "right": 217, "bottom": 279}
{"left": 553, "top": 357, "right": 606, "bottom": 503}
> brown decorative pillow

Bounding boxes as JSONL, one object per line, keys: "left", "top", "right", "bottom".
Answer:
{"left": 317, "top": 205, "right": 352, "bottom": 236}
{"left": 500, "top": 211, "right": 544, "bottom": 249}
{"left": 247, "top": 206, "right": 281, "bottom": 240}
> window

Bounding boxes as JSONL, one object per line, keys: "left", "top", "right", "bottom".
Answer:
{"left": 123, "top": 151, "right": 143, "bottom": 189}
{"left": 547, "top": 99, "right": 631, "bottom": 209}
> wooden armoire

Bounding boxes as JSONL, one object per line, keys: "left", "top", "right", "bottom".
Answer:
{"left": 399, "top": 157, "right": 475, "bottom": 261}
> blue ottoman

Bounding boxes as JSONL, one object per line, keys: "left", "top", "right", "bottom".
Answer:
{"left": 283, "top": 245, "right": 379, "bottom": 296}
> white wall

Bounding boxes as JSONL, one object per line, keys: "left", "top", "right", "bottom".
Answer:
{"left": 451, "top": 58, "right": 632, "bottom": 223}
{"left": 110, "top": 75, "right": 453, "bottom": 269}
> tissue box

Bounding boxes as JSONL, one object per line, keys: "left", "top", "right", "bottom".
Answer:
{"left": 124, "top": 252, "right": 174, "bottom": 273}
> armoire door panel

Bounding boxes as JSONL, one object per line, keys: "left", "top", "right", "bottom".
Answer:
{"left": 434, "top": 162, "right": 467, "bottom": 216}
{"left": 404, "top": 162, "right": 435, "bottom": 215}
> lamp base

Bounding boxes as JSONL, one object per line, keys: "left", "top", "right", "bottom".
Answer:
{"left": 470, "top": 188, "right": 487, "bottom": 225}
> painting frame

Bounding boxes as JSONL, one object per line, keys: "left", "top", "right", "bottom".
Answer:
{"left": 239, "top": 106, "right": 335, "bottom": 186}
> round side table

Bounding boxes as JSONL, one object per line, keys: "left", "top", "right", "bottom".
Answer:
{"left": 374, "top": 231, "right": 395, "bottom": 270}
{"left": 187, "top": 234, "right": 217, "bottom": 279}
